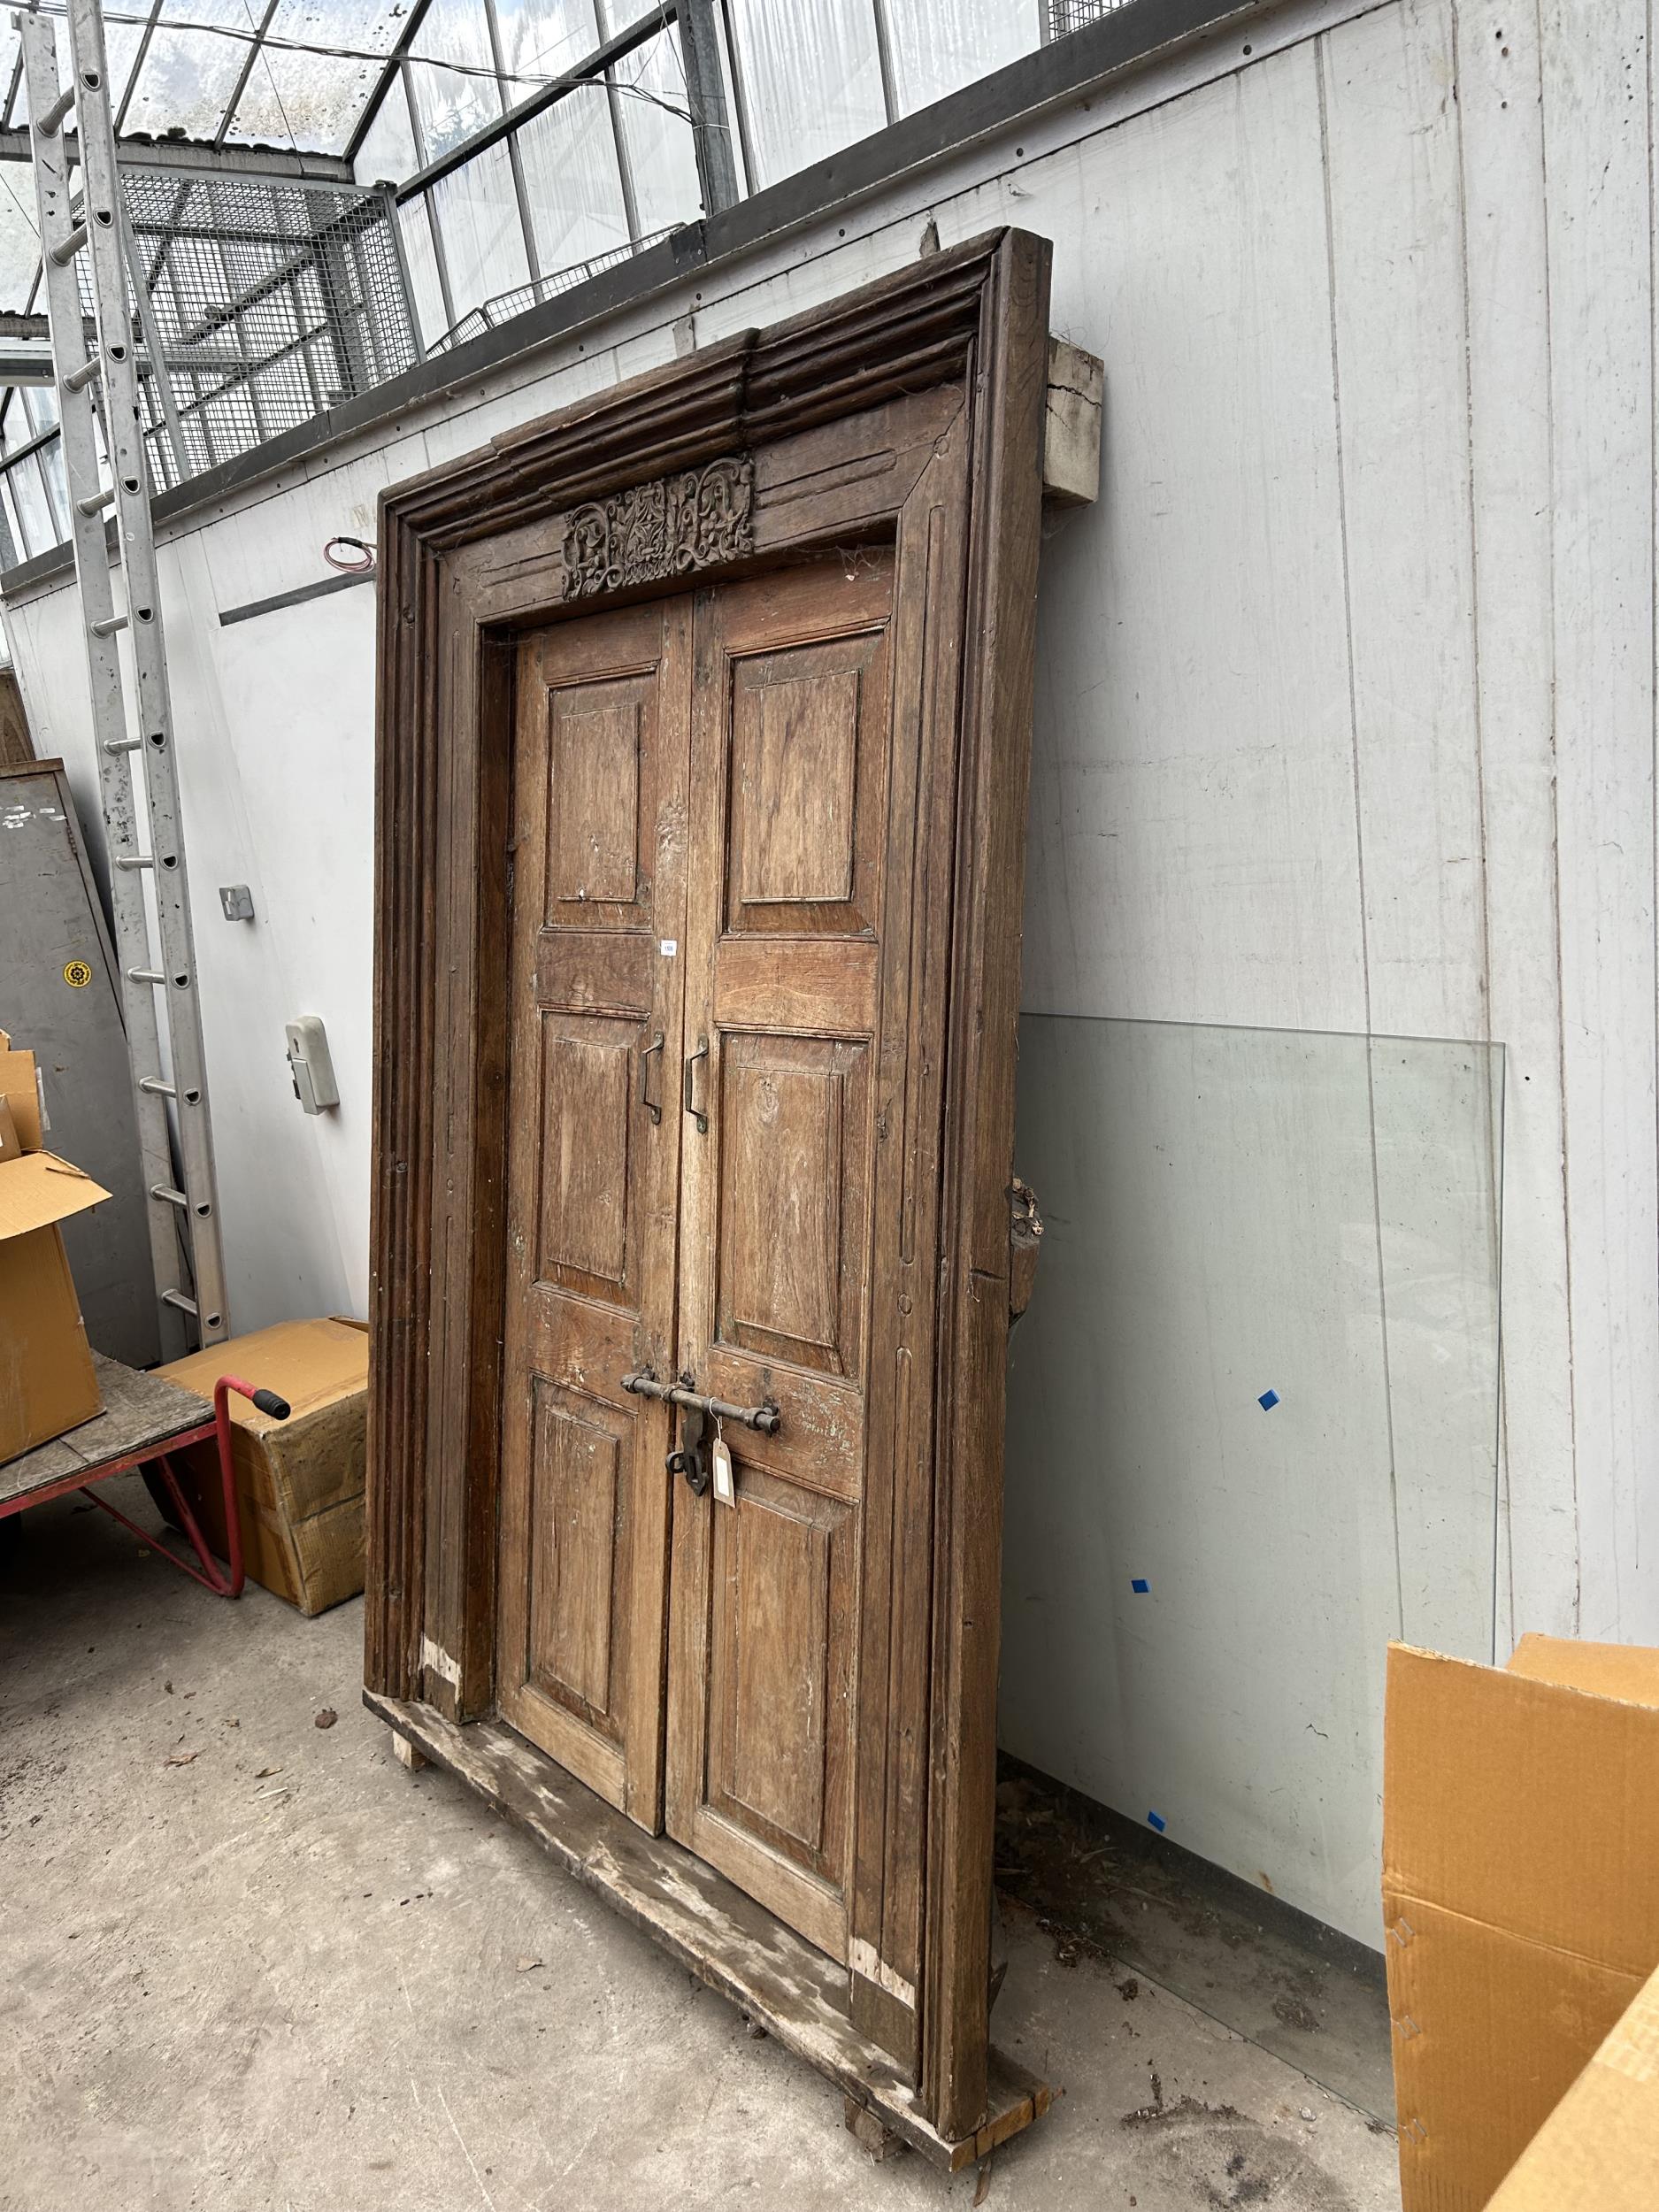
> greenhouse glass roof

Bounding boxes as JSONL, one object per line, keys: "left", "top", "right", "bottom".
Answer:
{"left": 0, "top": 1, "right": 688, "bottom": 311}
{"left": 2, "top": 3, "right": 410, "bottom": 158}
{"left": 0, "top": 0, "right": 1091, "bottom": 566}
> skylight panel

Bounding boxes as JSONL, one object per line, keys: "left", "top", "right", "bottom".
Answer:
{"left": 405, "top": 0, "right": 501, "bottom": 164}
{"left": 490, "top": 0, "right": 595, "bottom": 105}
{"left": 227, "top": 0, "right": 408, "bottom": 153}
{"left": 122, "top": 0, "right": 257, "bottom": 143}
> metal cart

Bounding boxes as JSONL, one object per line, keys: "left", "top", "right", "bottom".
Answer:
{"left": 0, "top": 1354, "right": 289, "bottom": 1595}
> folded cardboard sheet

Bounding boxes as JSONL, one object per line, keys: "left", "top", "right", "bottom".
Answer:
{"left": 1384, "top": 1635, "right": 1659, "bottom": 2211}
{"left": 1485, "top": 1959, "right": 1659, "bottom": 2209}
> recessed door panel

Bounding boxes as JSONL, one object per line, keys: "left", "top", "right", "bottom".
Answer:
{"left": 709, "top": 1468, "right": 854, "bottom": 1866}
{"left": 547, "top": 689, "right": 642, "bottom": 909}
{"left": 715, "top": 1032, "right": 869, "bottom": 1377}
{"left": 497, "top": 599, "right": 691, "bottom": 1826}
{"left": 542, "top": 673, "right": 656, "bottom": 925}
{"left": 524, "top": 1381, "right": 624, "bottom": 1731}
{"left": 725, "top": 629, "right": 887, "bottom": 937}
{"left": 534, "top": 1018, "right": 634, "bottom": 1295}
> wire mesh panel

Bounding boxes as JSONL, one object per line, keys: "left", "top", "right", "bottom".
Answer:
{"left": 1045, "top": 0, "right": 1135, "bottom": 31}
{"left": 80, "top": 166, "right": 419, "bottom": 490}
{"left": 426, "top": 226, "right": 672, "bottom": 353}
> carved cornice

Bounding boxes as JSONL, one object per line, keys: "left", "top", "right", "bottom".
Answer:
{"left": 381, "top": 233, "right": 1008, "bottom": 556}
{"left": 559, "top": 455, "right": 755, "bottom": 599}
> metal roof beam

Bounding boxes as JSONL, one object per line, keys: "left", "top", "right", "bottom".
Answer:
{"left": 0, "top": 338, "right": 54, "bottom": 381}
{"left": 0, "top": 128, "right": 353, "bottom": 181}
{"left": 213, "top": 0, "right": 281, "bottom": 150}
{"left": 392, "top": 8, "right": 673, "bottom": 202}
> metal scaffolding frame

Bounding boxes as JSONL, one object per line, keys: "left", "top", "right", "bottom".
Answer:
{"left": 0, "top": 155, "right": 417, "bottom": 544}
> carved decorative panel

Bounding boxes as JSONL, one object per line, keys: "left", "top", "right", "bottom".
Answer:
{"left": 560, "top": 456, "right": 755, "bottom": 600}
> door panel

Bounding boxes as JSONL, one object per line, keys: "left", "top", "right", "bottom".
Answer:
{"left": 526, "top": 1382, "right": 624, "bottom": 1724}
{"left": 541, "top": 672, "right": 657, "bottom": 922}
{"left": 497, "top": 599, "right": 692, "bottom": 1826}
{"left": 534, "top": 1018, "right": 635, "bottom": 1294}
{"left": 715, "top": 1032, "right": 869, "bottom": 1378}
{"left": 668, "top": 554, "right": 895, "bottom": 1959}
{"left": 725, "top": 630, "right": 885, "bottom": 935}
{"left": 695, "top": 1468, "right": 857, "bottom": 1958}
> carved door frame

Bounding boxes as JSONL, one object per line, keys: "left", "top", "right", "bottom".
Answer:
{"left": 365, "top": 228, "right": 1051, "bottom": 2144}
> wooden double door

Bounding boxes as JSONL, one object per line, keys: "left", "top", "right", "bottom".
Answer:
{"left": 496, "top": 551, "right": 895, "bottom": 1965}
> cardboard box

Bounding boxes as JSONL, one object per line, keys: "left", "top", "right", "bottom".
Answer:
{"left": 1383, "top": 1635, "right": 1659, "bottom": 2212}
{"left": 0, "top": 1033, "right": 106, "bottom": 1463}
{"left": 1484, "top": 1959, "right": 1659, "bottom": 2209}
{"left": 0, "top": 1029, "right": 44, "bottom": 1150}
{"left": 157, "top": 1317, "right": 368, "bottom": 1615}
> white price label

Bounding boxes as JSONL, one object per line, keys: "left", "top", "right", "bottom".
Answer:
{"left": 710, "top": 1433, "right": 734, "bottom": 1505}
{"left": 659, "top": 938, "right": 677, "bottom": 956}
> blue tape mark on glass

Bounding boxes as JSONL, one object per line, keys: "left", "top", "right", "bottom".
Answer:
{"left": 1258, "top": 1388, "right": 1280, "bottom": 1410}
{"left": 1148, "top": 1810, "right": 1167, "bottom": 1833}
{"left": 1131, "top": 1578, "right": 1150, "bottom": 1594}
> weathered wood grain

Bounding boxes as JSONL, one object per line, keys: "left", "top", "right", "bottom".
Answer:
{"left": 496, "top": 597, "right": 691, "bottom": 1828}
{"left": 667, "top": 557, "right": 894, "bottom": 1963}
{"left": 923, "top": 226, "right": 1052, "bottom": 2140}
{"left": 365, "top": 1690, "right": 1051, "bottom": 2170}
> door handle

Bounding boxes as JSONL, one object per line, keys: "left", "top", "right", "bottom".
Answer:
{"left": 683, "top": 1035, "right": 709, "bottom": 1133}
{"left": 640, "top": 1033, "right": 664, "bottom": 1124}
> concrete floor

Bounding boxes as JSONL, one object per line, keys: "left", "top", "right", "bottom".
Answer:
{"left": 1, "top": 1479, "right": 1402, "bottom": 2212}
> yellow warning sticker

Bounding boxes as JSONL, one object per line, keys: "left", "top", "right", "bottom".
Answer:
{"left": 63, "top": 959, "right": 93, "bottom": 989}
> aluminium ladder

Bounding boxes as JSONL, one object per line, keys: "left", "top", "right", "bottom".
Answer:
{"left": 17, "top": 0, "right": 227, "bottom": 1350}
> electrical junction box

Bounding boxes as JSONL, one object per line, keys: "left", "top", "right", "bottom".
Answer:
{"left": 285, "top": 1016, "right": 339, "bottom": 1114}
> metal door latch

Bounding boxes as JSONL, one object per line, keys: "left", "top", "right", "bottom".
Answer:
{"left": 620, "top": 1370, "right": 782, "bottom": 1436}
{"left": 665, "top": 1400, "right": 710, "bottom": 1495}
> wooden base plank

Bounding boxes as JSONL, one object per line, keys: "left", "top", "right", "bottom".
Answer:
{"left": 364, "top": 1692, "right": 1052, "bottom": 2170}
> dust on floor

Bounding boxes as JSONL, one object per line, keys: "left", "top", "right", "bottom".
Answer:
{"left": 0, "top": 1478, "right": 1401, "bottom": 2211}
{"left": 994, "top": 1760, "right": 1394, "bottom": 2120}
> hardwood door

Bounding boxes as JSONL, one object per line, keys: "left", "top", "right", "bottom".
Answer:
{"left": 666, "top": 555, "right": 895, "bottom": 1961}
{"left": 496, "top": 596, "right": 692, "bottom": 1826}
{"left": 376, "top": 234, "right": 1053, "bottom": 2143}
